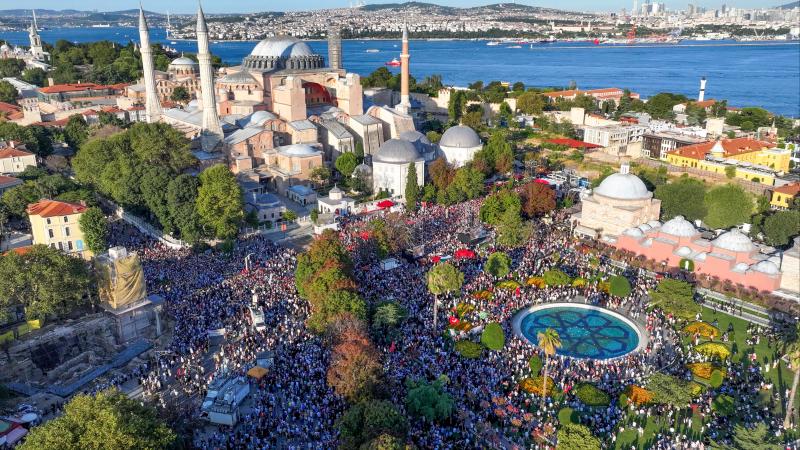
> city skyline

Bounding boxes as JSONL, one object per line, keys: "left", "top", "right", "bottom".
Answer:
{"left": 2, "top": 0, "right": 786, "bottom": 14}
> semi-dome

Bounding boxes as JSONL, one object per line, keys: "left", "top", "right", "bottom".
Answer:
{"left": 239, "top": 110, "right": 276, "bottom": 128}
{"left": 660, "top": 216, "right": 697, "bottom": 237}
{"left": 440, "top": 125, "right": 481, "bottom": 149}
{"left": 752, "top": 260, "right": 779, "bottom": 275}
{"left": 373, "top": 139, "right": 422, "bottom": 164}
{"left": 623, "top": 228, "right": 644, "bottom": 238}
{"left": 676, "top": 246, "right": 692, "bottom": 257}
{"left": 593, "top": 173, "right": 651, "bottom": 200}
{"left": 733, "top": 262, "right": 749, "bottom": 272}
{"left": 219, "top": 71, "right": 257, "bottom": 84}
{"left": 169, "top": 56, "right": 198, "bottom": 67}
{"left": 713, "top": 229, "right": 754, "bottom": 253}
{"left": 280, "top": 143, "right": 320, "bottom": 157}
{"left": 647, "top": 220, "right": 662, "bottom": 228}
{"left": 250, "top": 36, "right": 315, "bottom": 58}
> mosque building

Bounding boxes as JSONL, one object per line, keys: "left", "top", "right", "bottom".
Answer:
{"left": 438, "top": 125, "right": 483, "bottom": 167}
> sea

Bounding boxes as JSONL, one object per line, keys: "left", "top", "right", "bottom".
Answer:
{"left": 2, "top": 27, "right": 799, "bottom": 117}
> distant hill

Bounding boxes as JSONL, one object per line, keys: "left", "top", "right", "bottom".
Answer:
{"left": 0, "top": 9, "right": 163, "bottom": 18}
{"left": 359, "top": 1, "right": 574, "bottom": 14}
{"left": 776, "top": 0, "right": 799, "bottom": 8}
{"left": 360, "top": 2, "right": 456, "bottom": 13}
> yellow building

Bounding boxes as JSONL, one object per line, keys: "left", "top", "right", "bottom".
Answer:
{"left": 770, "top": 183, "right": 800, "bottom": 209}
{"left": 26, "top": 199, "right": 92, "bottom": 259}
{"left": 665, "top": 138, "right": 791, "bottom": 186}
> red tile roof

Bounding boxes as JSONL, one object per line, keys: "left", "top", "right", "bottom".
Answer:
{"left": 546, "top": 138, "right": 602, "bottom": 149}
{"left": 40, "top": 83, "right": 103, "bottom": 94}
{"left": 27, "top": 199, "right": 88, "bottom": 218}
{"left": 0, "top": 148, "right": 34, "bottom": 158}
{"left": 4, "top": 246, "right": 33, "bottom": 256}
{"left": 667, "top": 138, "right": 774, "bottom": 160}
{"left": 0, "top": 102, "right": 20, "bottom": 114}
{"left": 693, "top": 99, "right": 717, "bottom": 108}
{"left": 0, "top": 175, "right": 22, "bottom": 187}
{"left": 773, "top": 183, "right": 800, "bottom": 196}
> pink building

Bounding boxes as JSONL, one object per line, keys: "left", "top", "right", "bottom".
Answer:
{"left": 615, "top": 216, "right": 782, "bottom": 292}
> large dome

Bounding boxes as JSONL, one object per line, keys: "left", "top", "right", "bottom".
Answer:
{"left": 250, "top": 36, "right": 315, "bottom": 58}
{"left": 594, "top": 173, "right": 651, "bottom": 200}
{"left": 440, "top": 126, "right": 481, "bottom": 149}
{"left": 280, "top": 143, "right": 320, "bottom": 157}
{"left": 219, "top": 71, "right": 257, "bottom": 84}
{"left": 660, "top": 216, "right": 697, "bottom": 237}
{"left": 713, "top": 229, "right": 754, "bottom": 253}
{"left": 373, "top": 139, "right": 422, "bottom": 164}
{"left": 169, "top": 56, "right": 198, "bottom": 67}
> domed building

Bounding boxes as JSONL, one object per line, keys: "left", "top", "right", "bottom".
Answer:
{"left": 573, "top": 164, "right": 661, "bottom": 239}
{"left": 216, "top": 34, "right": 363, "bottom": 120}
{"left": 372, "top": 139, "right": 425, "bottom": 198}
{"left": 439, "top": 125, "right": 482, "bottom": 167}
{"left": 151, "top": 56, "right": 201, "bottom": 103}
{"left": 399, "top": 130, "right": 437, "bottom": 162}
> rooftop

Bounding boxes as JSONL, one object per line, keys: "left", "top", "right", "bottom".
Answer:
{"left": 27, "top": 199, "right": 88, "bottom": 218}
{"left": 667, "top": 138, "right": 774, "bottom": 161}
{"left": 774, "top": 182, "right": 800, "bottom": 196}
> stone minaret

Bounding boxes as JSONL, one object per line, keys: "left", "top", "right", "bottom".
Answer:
{"left": 138, "top": 7, "right": 162, "bottom": 124}
{"left": 29, "top": 10, "right": 45, "bottom": 61}
{"left": 328, "top": 26, "right": 342, "bottom": 70}
{"left": 197, "top": 3, "right": 223, "bottom": 151}
{"left": 698, "top": 77, "right": 707, "bottom": 102}
{"left": 399, "top": 24, "right": 410, "bottom": 111}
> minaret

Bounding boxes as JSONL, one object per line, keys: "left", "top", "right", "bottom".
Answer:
{"left": 138, "top": 6, "right": 162, "bottom": 124}
{"left": 328, "top": 26, "right": 342, "bottom": 70}
{"left": 399, "top": 24, "right": 411, "bottom": 113}
{"left": 197, "top": 3, "right": 223, "bottom": 151}
{"left": 29, "top": 10, "right": 45, "bottom": 61}
{"left": 698, "top": 77, "right": 707, "bottom": 102}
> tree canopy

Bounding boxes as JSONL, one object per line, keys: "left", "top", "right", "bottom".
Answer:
{"left": 196, "top": 164, "right": 244, "bottom": 240}
{"left": 557, "top": 423, "right": 601, "bottom": 450}
{"left": 654, "top": 176, "right": 708, "bottom": 222}
{"left": 704, "top": 184, "right": 753, "bottom": 230}
{"left": 762, "top": 210, "right": 799, "bottom": 247}
{"left": 427, "top": 262, "right": 464, "bottom": 298}
{"left": 485, "top": 252, "right": 512, "bottom": 278}
{"left": 648, "top": 279, "right": 699, "bottom": 321}
{"left": 405, "top": 377, "right": 454, "bottom": 422}
{"left": 78, "top": 207, "right": 108, "bottom": 255}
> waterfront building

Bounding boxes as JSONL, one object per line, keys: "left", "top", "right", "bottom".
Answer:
{"left": 438, "top": 125, "right": 483, "bottom": 167}
{"left": 27, "top": 199, "right": 91, "bottom": 259}
{"left": 572, "top": 164, "right": 661, "bottom": 239}
{"left": 543, "top": 88, "right": 639, "bottom": 107}
{"left": 665, "top": 138, "right": 791, "bottom": 186}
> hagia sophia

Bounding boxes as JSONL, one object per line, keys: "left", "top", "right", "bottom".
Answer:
{"left": 132, "top": 6, "right": 483, "bottom": 200}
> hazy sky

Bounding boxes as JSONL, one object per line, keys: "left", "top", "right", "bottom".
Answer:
{"left": 11, "top": 1, "right": 775, "bottom": 14}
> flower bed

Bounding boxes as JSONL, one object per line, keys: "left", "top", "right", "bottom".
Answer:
{"left": 625, "top": 385, "right": 654, "bottom": 406}
{"left": 684, "top": 321, "right": 721, "bottom": 339}
{"left": 574, "top": 383, "right": 610, "bottom": 407}
{"left": 471, "top": 290, "right": 493, "bottom": 301}
{"left": 455, "top": 302, "right": 476, "bottom": 318}
{"left": 526, "top": 277, "right": 545, "bottom": 288}
{"left": 686, "top": 362, "right": 727, "bottom": 380}
{"left": 497, "top": 280, "right": 521, "bottom": 290}
{"left": 520, "top": 376, "right": 556, "bottom": 396}
{"left": 454, "top": 340, "right": 483, "bottom": 358}
{"left": 571, "top": 277, "right": 587, "bottom": 288}
{"left": 695, "top": 342, "right": 731, "bottom": 360}
{"left": 449, "top": 321, "right": 474, "bottom": 332}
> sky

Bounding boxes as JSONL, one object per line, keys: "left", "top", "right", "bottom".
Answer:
{"left": 6, "top": 1, "right": 777, "bottom": 14}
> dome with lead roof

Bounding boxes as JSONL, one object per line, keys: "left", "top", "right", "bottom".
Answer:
{"left": 373, "top": 139, "right": 422, "bottom": 164}
{"left": 660, "top": 216, "right": 698, "bottom": 237}
{"left": 243, "top": 36, "right": 325, "bottom": 72}
{"left": 713, "top": 229, "right": 754, "bottom": 253}
{"left": 440, "top": 126, "right": 482, "bottom": 149}
{"left": 594, "top": 173, "right": 651, "bottom": 200}
{"left": 752, "top": 260, "right": 779, "bottom": 275}
{"left": 280, "top": 143, "right": 320, "bottom": 157}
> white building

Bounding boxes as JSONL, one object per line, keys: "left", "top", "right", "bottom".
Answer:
{"left": 583, "top": 124, "right": 647, "bottom": 157}
{"left": 438, "top": 126, "right": 483, "bottom": 167}
{"left": 372, "top": 139, "right": 425, "bottom": 198}
{"left": 317, "top": 185, "right": 356, "bottom": 215}
{"left": 0, "top": 144, "right": 37, "bottom": 175}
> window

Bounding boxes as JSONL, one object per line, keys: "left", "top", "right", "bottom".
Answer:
{"left": 63, "top": 216, "right": 68, "bottom": 223}
{"left": 48, "top": 229, "right": 54, "bottom": 238}
{"left": 57, "top": 242, "right": 63, "bottom": 251}
{"left": 65, "top": 227, "right": 70, "bottom": 237}
{"left": 68, "top": 241, "right": 73, "bottom": 251}
{"left": 46, "top": 218, "right": 51, "bottom": 225}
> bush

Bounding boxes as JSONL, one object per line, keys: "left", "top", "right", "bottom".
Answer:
{"left": 684, "top": 322, "right": 720, "bottom": 339}
{"left": 526, "top": 276, "right": 545, "bottom": 288}
{"left": 558, "top": 407, "right": 577, "bottom": 424}
{"left": 695, "top": 342, "right": 731, "bottom": 360}
{"left": 574, "top": 383, "right": 610, "bottom": 407}
{"left": 528, "top": 355, "right": 542, "bottom": 376}
{"left": 454, "top": 340, "right": 483, "bottom": 359}
{"left": 625, "top": 385, "right": 654, "bottom": 406}
{"left": 496, "top": 280, "right": 520, "bottom": 290}
{"left": 618, "top": 393, "right": 628, "bottom": 407}
{"left": 686, "top": 362, "right": 726, "bottom": 380}
{"left": 571, "top": 277, "right": 587, "bottom": 287}
{"left": 480, "top": 322, "right": 505, "bottom": 350}
{"left": 485, "top": 252, "right": 512, "bottom": 278}
{"left": 519, "top": 376, "right": 555, "bottom": 396}
{"left": 712, "top": 394, "right": 735, "bottom": 416}
{"left": 689, "top": 382, "right": 704, "bottom": 397}
{"left": 543, "top": 269, "right": 571, "bottom": 286}
{"left": 709, "top": 370, "right": 723, "bottom": 388}
{"left": 608, "top": 275, "right": 632, "bottom": 297}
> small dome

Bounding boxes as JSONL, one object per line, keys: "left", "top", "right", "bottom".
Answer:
{"left": 624, "top": 228, "right": 644, "bottom": 238}
{"left": 220, "top": 71, "right": 257, "bottom": 84}
{"left": 733, "top": 262, "right": 749, "bottom": 272}
{"left": 660, "top": 216, "right": 697, "bottom": 237}
{"left": 676, "top": 246, "right": 692, "bottom": 257}
{"left": 594, "top": 173, "right": 651, "bottom": 200}
{"left": 373, "top": 139, "right": 422, "bottom": 164}
{"left": 695, "top": 252, "right": 707, "bottom": 261}
{"left": 638, "top": 224, "right": 652, "bottom": 232}
{"left": 353, "top": 163, "right": 372, "bottom": 176}
{"left": 240, "top": 110, "right": 276, "bottom": 128}
{"left": 768, "top": 256, "right": 781, "bottom": 265}
{"left": 400, "top": 130, "right": 434, "bottom": 155}
{"left": 250, "top": 36, "right": 315, "bottom": 58}
{"left": 169, "top": 56, "right": 198, "bottom": 67}
{"left": 440, "top": 125, "right": 482, "bottom": 149}
{"left": 752, "top": 260, "right": 779, "bottom": 275}
{"left": 712, "top": 229, "right": 754, "bottom": 253}
{"left": 280, "top": 144, "right": 319, "bottom": 157}
{"left": 329, "top": 185, "right": 342, "bottom": 194}
{"left": 647, "top": 220, "right": 662, "bottom": 228}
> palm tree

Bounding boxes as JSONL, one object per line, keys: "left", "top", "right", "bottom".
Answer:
{"left": 784, "top": 325, "right": 800, "bottom": 430}
{"left": 537, "top": 327, "right": 562, "bottom": 409}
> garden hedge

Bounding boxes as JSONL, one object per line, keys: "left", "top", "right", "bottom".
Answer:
{"left": 454, "top": 340, "right": 483, "bottom": 359}
{"left": 575, "top": 383, "right": 610, "bottom": 407}
{"left": 480, "top": 322, "right": 505, "bottom": 351}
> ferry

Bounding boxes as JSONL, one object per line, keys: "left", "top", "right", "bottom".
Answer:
{"left": 385, "top": 58, "right": 401, "bottom": 67}
{"left": 366, "top": 49, "right": 380, "bottom": 53}
{"left": 486, "top": 41, "right": 501, "bottom": 46}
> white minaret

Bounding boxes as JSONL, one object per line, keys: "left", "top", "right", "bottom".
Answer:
{"left": 138, "top": 6, "right": 162, "bottom": 124}
{"left": 197, "top": 3, "right": 223, "bottom": 151}
{"left": 29, "top": 10, "right": 45, "bottom": 61}
{"left": 698, "top": 77, "right": 707, "bottom": 102}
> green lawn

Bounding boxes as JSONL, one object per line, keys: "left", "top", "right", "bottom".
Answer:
{"left": 614, "top": 410, "right": 702, "bottom": 449}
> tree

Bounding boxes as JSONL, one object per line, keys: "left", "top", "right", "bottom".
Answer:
{"left": 654, "top": 176, "right": 707, "bottom": 222}
{"left": 725, "top": 165, "right": 737, "bottom": 179}
{"left": 140, "top": 166, "right": 174, "bottom": 233}
{"left": 521, "top": 182, "right": 556, "bottom": 218}
{"left": 557, "top": 423, "right": 601, "bottom": 450}
{"left": 714, "top": 422, "right": 783, "bottom": 450}
{"left": 354, "top": 141, "right": 364, "bottom": 161}
{"left": 646, "top": 373, "right": 694, "bottom": 408}
{"left": 645, "top": 93, "right": 688, "bottom": 120}
{"left": 64, "top": 115, "right": 89, "bottom": 151}
{"left": 310, "top": 166, "right": 331, "bottom": 186}
{"left": 485, "top": 252, "right": 512, "bottom": 278}
{"left": 429, "top": 158, "right": 455, "bottom": 193}
{"left": 21, "top": 67, "right": 48, "bottom": 87}
{"left": 167, "top": 174, "right": 204, "bottom": 244}
{"left": 196, "top": 164, "right": 243, "bottom": 239}
{"left": 128, "top": 122, "right": 195, "bottom": 173}
{"left": 372, "top": 301, "right": 407, "bottom": 344}
{"left": 337, "top": 400, "right": 407, "bottom": 450}
{"left": 785, "top": 324, "right": 800, "bottom": 430}
{"left": 336, "top": 152, "right": 359, "bottom": 178}
{"left": 19, "top": 389, "right": 175, "bottom": 450}
{"left": 499, "top": 101, "right": 513, "bottom": 122}
{"left": 0, "top": 245, "right": 91, "bottom": 321}
{"left": 444, "top": 166, "right": 484, "bottom": 204}
{"left": 282, "top": 210, "right": 298, "bottom": 222}
{"left": 480, "top": 190, "right": 521, "bottom": 226}
{"left": 0, "top": 80, "right": 17, "bottom": 104}
{"left": 327, "top": 326, "right": 382, "bottom": 403}
{"left": 762, "top": 210, "right": 800, "bottom": 247}
{"left": 648, "top": 279, "right": 699, "bottom": 321}
{"left": 405, "top": 163, "right": 419, "bottom": 212}
{"left": 496, "top": 207, "right": 531, "bottom": 248}
{"left": 704, "top": 184, "right": 753, "bottom": 230}
{"left": 448, "top": 90, "right": 466, "bottom": 123}
{"left": 0, "top": 59, "right": 24, "bottom": 78}
{"left": 405, "top": 376, "right": 453, "bottom": 422}
{"left": 537, "top": 328, "right": 562, "bottom": 408}
{"left": 0, "top": 122, "right": 52, "bottom": 158}
{"left": 517, "top": 91, "right": 546, "bottom": 115}
{"left": 427, "top": 262, "right": 464, "bottom": 329}
{"left": 461, "top": 110, "right": 482, "bottom": 129}
{"left": 78, "top": 207, "right": 108, "bottom": 255}
{"left": 170, "top": 86, "right": 190, "bottom": 103}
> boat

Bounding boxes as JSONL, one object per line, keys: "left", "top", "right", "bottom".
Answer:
{"left": 507, "top": 45, "right": 522, "bottom": 49}
{"left": 91, "top": 24, "right": 111, "bottom": 28}
{"left": 365, "top": 49, "right": 380, "bottom": 53}
{"left": 171, "top": 41, "right": 177, "bottom": 45}
{"left": 486, "top": 41, "right": 501, "bottom": 46}
{"left": 539, "top": 36, "right": 557, "bottom": 44}
{"left": 385, "top": 58, "right": 401, "bottom": 67}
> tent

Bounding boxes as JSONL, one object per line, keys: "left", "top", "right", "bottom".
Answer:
{"left": 376, "top": 200, "right": 395, "bottom": 209}
{"left": 247, "top": 366, "right": 268, "bottom": 380}
{"left": 455, "top": 249, "right": 476, "bottom": 259}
